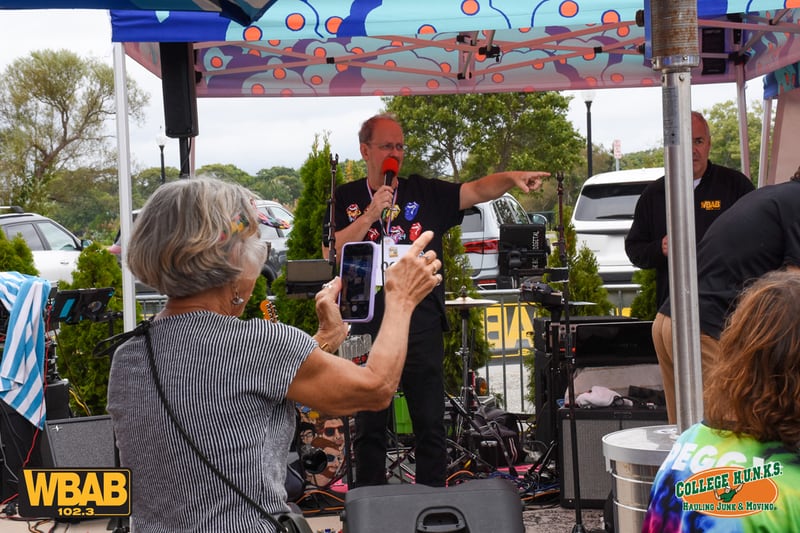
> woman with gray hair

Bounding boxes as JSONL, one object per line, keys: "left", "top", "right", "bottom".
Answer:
{"left": 107, "top": 177, "right": 442, "bottom": 532}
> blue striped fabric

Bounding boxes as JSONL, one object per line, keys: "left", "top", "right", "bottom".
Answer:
{"left": 0, "top": 272, "right": 51, "bottom": 429}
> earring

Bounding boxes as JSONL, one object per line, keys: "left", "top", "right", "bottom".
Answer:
{"left": 231, "top": 295, "right": 245, "bottom": 306}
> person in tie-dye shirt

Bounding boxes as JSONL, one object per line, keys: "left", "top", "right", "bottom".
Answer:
{"left": 643, "top": 269, "right": 800, "bottom": 532}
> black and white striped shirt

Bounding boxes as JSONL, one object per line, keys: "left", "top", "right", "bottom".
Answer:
{"left": 107, "top": 312, "right": 315, "bottom": 532}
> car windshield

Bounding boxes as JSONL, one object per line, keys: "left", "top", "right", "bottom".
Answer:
{"left": 573, "top": 183, "right": 651, "bottom": 222}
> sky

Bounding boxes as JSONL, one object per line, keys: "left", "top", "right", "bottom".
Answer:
{"left": 0, "top": 9, "right": 764, "bottom": 176}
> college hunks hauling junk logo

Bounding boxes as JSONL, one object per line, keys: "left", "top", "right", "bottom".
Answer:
{"left": 675, "top": 463, "right": 782, "bottom": 517}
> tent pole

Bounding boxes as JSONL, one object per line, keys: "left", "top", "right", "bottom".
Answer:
{"left": 113, "top": 43, "right": 137, "bottom": 333}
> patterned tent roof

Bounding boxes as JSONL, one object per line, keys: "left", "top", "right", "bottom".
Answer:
{"left": 109, "top": 1, "right": 800, "bottom": 98}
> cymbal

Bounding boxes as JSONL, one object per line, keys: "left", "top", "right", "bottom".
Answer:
{"left": 445, "top": 296, "right": 496, "bottom": 309}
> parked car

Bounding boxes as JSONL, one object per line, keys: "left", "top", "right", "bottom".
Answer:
{"left": 255, "top": 199, "right": 294, "bottom": 288}
{"left": 571, "top": 167, "right": 664, "bottom": 286}
{"left": 460, "top": 193, "right": 533, "bottom": 290}
{"left": 110, "top": 201, "right": 294, "bottom": 293}
{"left": 0, "top": 207, "right": 89, "bottom": 286}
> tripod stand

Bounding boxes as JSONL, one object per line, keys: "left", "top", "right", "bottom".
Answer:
{"left": 444, "top": 288, "right": 518, "bottom": 478}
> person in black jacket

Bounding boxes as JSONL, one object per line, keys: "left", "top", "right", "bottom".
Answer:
{"left": 625, "top": 111, "right": 754, "bottom": 309}
{"left": 652, "top": 170, "right": 800, "bottom": 424}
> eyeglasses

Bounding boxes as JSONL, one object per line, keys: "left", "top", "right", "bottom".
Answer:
{"left": 326, "top": 454, "right": 340, "bottom": 462}
{"left": 370, "top": 142, "right": 405, "bottom": 152}
{"left": 323, "top": 426, "right": 344, "bottom": 437}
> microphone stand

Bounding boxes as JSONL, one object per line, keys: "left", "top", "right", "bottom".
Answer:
{"left": 325, "top": 153, "right": 339, "bottom": 267}
{"left": 324, "top": 154, "right": 357, "bottom": 490}
{"left": 553, "top": 172, "right": 598, "bottom": 533}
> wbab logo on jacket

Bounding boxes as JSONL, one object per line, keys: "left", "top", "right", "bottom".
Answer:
{"left": 18, "top": 468, "right": 131, "bottom": 519}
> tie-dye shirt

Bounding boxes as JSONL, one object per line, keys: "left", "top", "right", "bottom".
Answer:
{"left": 643, "top": 422, "right": 800, "bottom": 532}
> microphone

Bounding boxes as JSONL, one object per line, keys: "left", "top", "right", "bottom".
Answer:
{"left": 382, "top": 156, "right": 399, "bottom": 187}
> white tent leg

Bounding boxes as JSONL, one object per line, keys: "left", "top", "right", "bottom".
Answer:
{"left": 113, "top": 42, "right": 137, "bottom": 333}
{"left": 735, "top": 64, "right": 750, "bottom": 176}
{"left": 758, "top": 98, "right": 773, "bottom": 188}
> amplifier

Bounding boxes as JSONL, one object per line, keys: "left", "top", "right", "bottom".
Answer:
{"left": 532, "top": 317, "right": 656, "bottom": 367}
{"left": 558, "top": 406, "right": 667, "bottom": 508}
{"left": 532, "top": 315, "right": 636, "bottom": 354}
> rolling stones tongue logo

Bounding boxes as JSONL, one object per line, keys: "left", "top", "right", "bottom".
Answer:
{"left": 389, "top": 226, "right": 406, "bottom": 243}
{"left": 410, "top": 222, "right": 422, "bottom": 241}
{"left": 404, "top": 201, "right": 420, "bottom": 221}
{"left": 366, "top": 227, "right": 381, "bottom": 242}
{"left": 345, "top": 203, "right": 362, "bottom": 222}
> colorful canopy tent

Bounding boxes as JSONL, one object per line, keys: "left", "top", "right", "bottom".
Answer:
{"left": 110, "top": 2, "right": 800, "bottom": 99}
{"left": 107, "top": 1, "right": 800, "bottom": 430}
{"left": 0, "top": 0, "right": 278, "bottom": 25}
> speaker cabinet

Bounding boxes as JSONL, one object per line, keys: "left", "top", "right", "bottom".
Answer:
{"left": 343, "top": 477, "right": 524, "bottom": 533}
{"left": 558, "top": 407, "right": 667, "bottom": 508}
{"left": 160, "top": 42, "right": 199, "bottom": 138}
{"left": 40, "top": 415, "right": 116, "bottom": 468}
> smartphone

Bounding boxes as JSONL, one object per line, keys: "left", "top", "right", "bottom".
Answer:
{"left": 339, "top": 241, "right": 379, "bottom": 322}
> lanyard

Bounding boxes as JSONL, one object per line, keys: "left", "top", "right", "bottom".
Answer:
{"left": 366, "top": 180, "right": 397, "bottom": 236}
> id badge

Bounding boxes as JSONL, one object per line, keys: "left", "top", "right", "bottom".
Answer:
{"left": 378, "top": 239, "right": 412, "bottom": 286}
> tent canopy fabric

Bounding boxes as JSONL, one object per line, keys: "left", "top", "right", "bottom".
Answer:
{"left": 109, "top": 1, "right": 800, "bottom": 99}
{"left": 0, "top": 0, "right": 278, "bottom": 25}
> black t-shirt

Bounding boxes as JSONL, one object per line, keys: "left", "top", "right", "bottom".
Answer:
{"left": 659, "top": 179, "right": 800, "bottom": 338}
{"left": 625, "top": 162, "right": 755, "bottom": 307}
{"left": 329, "top": 174, "right": 463, "bottom": 336}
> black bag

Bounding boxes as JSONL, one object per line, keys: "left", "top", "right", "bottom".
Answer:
{"left": 469, "top": 406, "right": 522, "bottom": 467}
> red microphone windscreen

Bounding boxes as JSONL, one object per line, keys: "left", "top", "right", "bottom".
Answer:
{"left": 381, "top": 157, "right": 399, "bottom": 176}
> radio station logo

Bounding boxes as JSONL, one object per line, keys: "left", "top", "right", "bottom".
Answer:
{"left": 675, "top": 462, "right": 781, "bottom": 517}
{"left": 19, "top": 468, "right": 131, "bottom": 519}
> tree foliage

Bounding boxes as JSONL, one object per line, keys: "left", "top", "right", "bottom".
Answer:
{"left": 0, "top": 49, "right": 148, "bottom": 211}
{"left": 272, "top": 135, "right": 335, "bottom": 335}
{"left": 55, "top": 244, "right": 125, "bottom": 416}
{"left": 629, "top": 268, "right": 657, "bottom": 320}
{"left": 704, "top": 99, "right": 763, "bottom": 181}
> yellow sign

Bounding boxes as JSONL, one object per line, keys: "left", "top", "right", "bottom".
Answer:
{"left": 483, "top": 302, "right": 537, "bottom": 354}
{"left": 19, "top": 468, "right": 131, "bottom": 519}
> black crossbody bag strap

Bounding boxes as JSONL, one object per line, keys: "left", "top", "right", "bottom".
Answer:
{"left": 138, "top": 321, "right": 311, "bottom": 533}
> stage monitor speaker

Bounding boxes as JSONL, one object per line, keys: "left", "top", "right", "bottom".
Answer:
{"left": 343, "top": 477, "right": 524, "bottom": 533}
{"left": 40, "top": 415, "right": 116, "bottom": 469}
{"left": 558, "top": 407, "right": 667, "bottom": 508}
{"left": 160, "top": 42, "right": 199, "bottom": 138}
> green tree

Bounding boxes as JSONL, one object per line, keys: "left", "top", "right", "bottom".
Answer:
{"left": 0, "top": 231, "right": 37, "bottom": 276}
{"left": 47, "top": 166, "right": 120, "bottom": 243}
{"left": 195, "top": 163, "right": 254, "bottom": 187}
{"left": 272, "top": 135, "right": 335, "bottom": 335}
{"left": 0, "top": 49, "right": 148, "bottom": 210}
{"left": 55, "top": 244, "right": 124, "bottom": 416}
{"left": 704, "top": 100, "right": 763, "bottom": 181}
{"left": 254, "top": 166, "right": 302, "bottom": 205}
{"left": 629, "top": 268, "right": 657, "bottom": 320}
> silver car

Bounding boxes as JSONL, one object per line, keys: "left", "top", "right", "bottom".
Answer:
{"left": 460, "top": 193, "right": 532, "bottom": 290}
{"left": 255, "top": 200, "right": 294, "bottom": 288}
{"left": 572, "top": 167, "right": 663, "bottom": 286}
{"left": 0, "top": 208, "right": 88, "bottom": 286}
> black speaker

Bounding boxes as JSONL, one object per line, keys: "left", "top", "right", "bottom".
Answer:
{"left": 343, "top": 478, "right": 524, "bottom": 532}
{"left": 40, "top": 415, "right": 116, "bottom": 469}
{"left": 0, "top": 404, "right": 38, "bottom": 499}
{"left": 160, "top": 42, "right": 199, "bottom": 138}
{"left": 558, "top": 407, "right": 667, "bottom": 508}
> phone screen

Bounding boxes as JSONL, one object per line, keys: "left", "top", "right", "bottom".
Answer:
{"left": 339, "top": 242, "right": 378, "bottom": 322}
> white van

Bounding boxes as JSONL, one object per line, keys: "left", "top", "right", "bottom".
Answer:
{"left": 572, "top": 167, "right": 663, "bottom": 288}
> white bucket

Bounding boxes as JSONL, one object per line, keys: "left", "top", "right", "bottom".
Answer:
{"left": 602, "top": 425, "right": 677, "bottom": 533}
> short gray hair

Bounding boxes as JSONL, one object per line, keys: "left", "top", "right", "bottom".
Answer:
{"left": 127, "top": 177, "right": 268, "bottom": 298}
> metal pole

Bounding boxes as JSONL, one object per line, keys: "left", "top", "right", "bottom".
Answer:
{"left": 585, "top": 100, "right": 593, "bottom": 178}
{"left": 159, "top": 145, "right": 166, "bottom": 184}
{"left": 650, "top": 0, "right": 703, "bottom": 432}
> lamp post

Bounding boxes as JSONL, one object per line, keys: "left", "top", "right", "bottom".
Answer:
{"left": 156, "top": 128, "right": 167, "bottom": 185}
{"left": 583, "top": 90, "right": 595, "bottom": 179}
